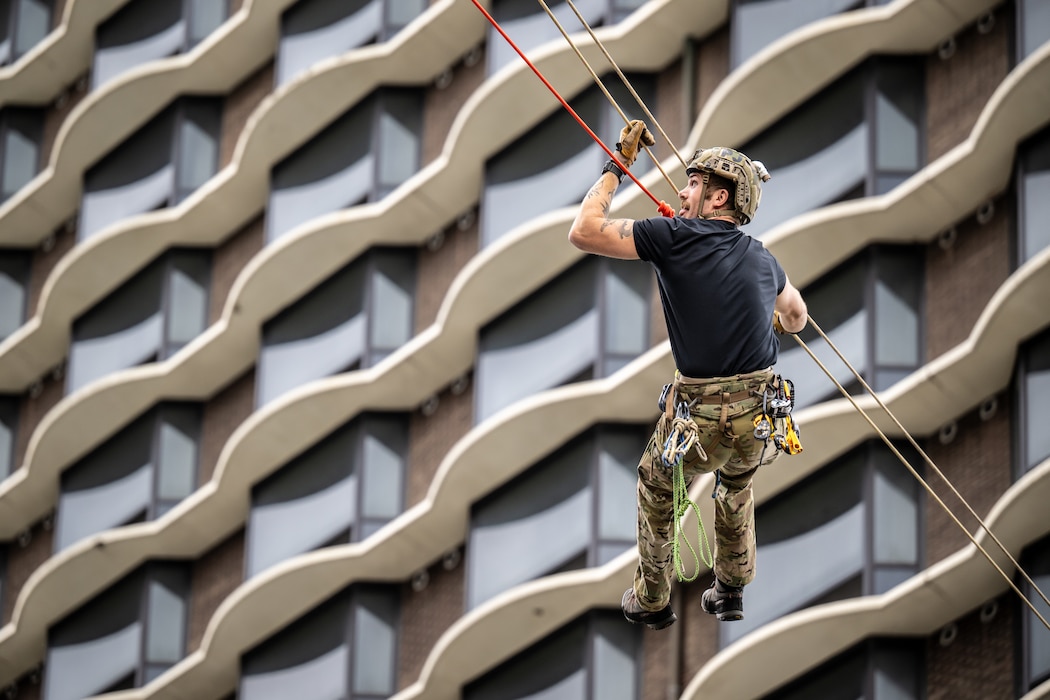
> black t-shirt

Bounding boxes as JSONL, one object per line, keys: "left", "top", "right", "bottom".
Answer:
{"left": 632, "top": 216, "right": 786, "bottom": 377}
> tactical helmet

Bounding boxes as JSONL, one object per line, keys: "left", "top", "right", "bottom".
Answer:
{"left": 685, "top": 147, "right": 771, "bottom": 225}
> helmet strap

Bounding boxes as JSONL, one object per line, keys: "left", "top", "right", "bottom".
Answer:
{"left": 697, "top": 173, "right": 739, "bottom": 222}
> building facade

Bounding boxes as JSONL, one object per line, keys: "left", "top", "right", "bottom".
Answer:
{"left": 0, "top": 0, "right": 1048, "bottom": 698}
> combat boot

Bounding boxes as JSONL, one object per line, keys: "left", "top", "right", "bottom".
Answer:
{"left": 701, "top": 578, "right": 744, "bottom": 621}
{"left": 621, "top": 588, "right": 677, "bottom": 630}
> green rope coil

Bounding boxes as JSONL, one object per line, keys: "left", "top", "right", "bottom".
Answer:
{"left": 671, "top": 455, "right": 713, "bottom": 581}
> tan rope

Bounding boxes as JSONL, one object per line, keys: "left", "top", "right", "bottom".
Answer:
{"left": 792, "top": 321, "right": 1050, "bottom": 631}
{"left": 534, "top": 0, "right": 680, "bottom": 197}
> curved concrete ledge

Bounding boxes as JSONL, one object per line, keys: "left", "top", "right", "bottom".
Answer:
{"left": 691, "top": 0, "right": 1001, "bottom": 149}
{"left": 0, "top": 0, "right": 132, "bottom": 108}
{"left": 684, "top": 454, "right": 1050, "bottom": 699}
{"left": 0, "top": 0, "right": 294, "bottom": 248}
{"left": 1022, "top": 677, "right": 1050, "bottom": 700}
{"left": 765, "top": 39, "right": 1050, "bottom": 285}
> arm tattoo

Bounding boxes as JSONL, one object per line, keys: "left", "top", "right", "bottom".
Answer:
{"left": 601, "top": 218, "right": 633, "bottom": 239}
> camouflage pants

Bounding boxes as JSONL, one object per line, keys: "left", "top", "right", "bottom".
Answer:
{"left": 632, "top": 367, "right": 783, "bottom": 611}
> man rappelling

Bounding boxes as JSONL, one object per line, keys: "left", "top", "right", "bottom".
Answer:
{"left": 568, "top": 120, "right": 808, "bottom": 629}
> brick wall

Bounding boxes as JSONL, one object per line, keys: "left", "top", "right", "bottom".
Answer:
{"left": 397, "top": 548, "right": 466, "bottom": 689}
{"left": 423, "top": 45, "right": 486, "bottom": 167}
{"left": 198, "top": 369, "right": 255, "bottom": 485}
{"left": 187, "top": 529, "right": 246, "bottom": 654}
{"left": 925, "top": 592, "right": 1015, "bottom": 699}
{"left": 2, "top": 520, "right": 54, "bottom": 626}
{"left": 220, "top": 62, "right": 274, "bottom": 170}
{"left": 208, "top": 215, "right": 264, "bottom": 326}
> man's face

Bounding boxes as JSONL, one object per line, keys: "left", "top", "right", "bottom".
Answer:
{"left": 677, "top": 172, "right": 705, "bottom": 218}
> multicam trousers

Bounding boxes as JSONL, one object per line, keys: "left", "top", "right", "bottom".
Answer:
{"left": 632, "top": 367, "right": 783, "bottom": 611}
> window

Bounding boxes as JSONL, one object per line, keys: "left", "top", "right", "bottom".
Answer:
{"left": 44, "top": 562, "right": 190, "bottom": 700}
{"left": 276, "top": 0, "right": 427, "bottom": 85}
{"left": 257, "top": 247, "right": 415, "bottom": 406}
{"left": 1, "top": 107, "right": 43, "bottom": 203}
{"left": 1022, "top": 534, "right": 1050, "bottom": 692}
{"left": 92, "top": 0, "right": 229, "bottom": 89}
{"left": 0, "top": 395, "right": 17, "bottom": 481}
{"left": 0, "top": 248, "right": 30, "bottom": 342}
{"left": 762, "top": 639, "right": 923, "bottom": 699}
{"left": 481, "top": 74, "right": 655, "bottom": 248}
{"left": 267, "top": 88, "right": 422, "bottom": 243}
{"left": 1018, "top": 0, "right": 1050, "bottom": 62}
{"left": 80, "top": 97, "right": 221, "bottom": 241}
{"left": 464, "top": 610, "right": 640, "bottom": 700}
{"left": 0, "top": 0, "right": 54, "bottom": 67}
{"left": 775, "top": 246, "right": 923, "bottom": 410}
{"left": 246, "top": 413, "right": 407, "bottom": 577}
{"left": 240, "top": 584, "right": 399, "bottom": 700}
{"left": 731, "top": 0, "right": 892, "bottom": 68}
{"left": 1018, "top": 126, "right": 1050, "bottom": 265}
{"left": 1019, "top": 327, "right": 1050, "bottom": 478}
{"left": 722, "top": 440, "right": 922, "bottom": 648}
{"left": 54, "top": 403, "right": 201, "bottom": 552}
{"left": 476, "top": 257, "right": 650, "bottom": 423}
{"left": 740, "top": 57, "right": 924, "bottom": 238}
{"left": 67, "top": 249, "right": 210, "bottom": 393}
{"left": 486, "top": 0, "right": 646, "bottom": 75}
{"left": 467, "top": 424, "right": 644, "bottom": 609}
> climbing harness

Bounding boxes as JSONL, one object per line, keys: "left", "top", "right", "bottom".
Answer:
{"left": 752, "top": 376, "right": 803, "bottom": 456}
{"left": 472, "top": 0, "right": 1050, "bottom": 629}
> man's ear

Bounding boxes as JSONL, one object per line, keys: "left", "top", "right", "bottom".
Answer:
{"left": 715, "top": 188, "right": 730, "bottom": 207}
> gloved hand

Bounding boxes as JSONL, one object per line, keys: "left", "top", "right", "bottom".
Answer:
{"left": 773, "top": 311, "right": 786, "bottom": 334}
{"left": 616, "top": 119, "right": 655, "bottom": 167}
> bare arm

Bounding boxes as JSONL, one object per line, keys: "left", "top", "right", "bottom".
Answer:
{"left": 567, "top": 171, "right": 640, "bottom": 260}
{"left": 775, "top": 276, "right": 808, "bottom": 334}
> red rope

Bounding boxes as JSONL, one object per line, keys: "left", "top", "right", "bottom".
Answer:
{"left": 470, "top": 0, "right": 674, "bottom": 218}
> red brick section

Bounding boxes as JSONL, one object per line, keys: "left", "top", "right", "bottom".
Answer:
{"left": 220, "top": 61, "right": 274, "bottom": 170}
{"left": 207, "top": 215, "right": 265, "bottom": 326}
{"left": 39, "top": 72, "right": 87, "bottom": 170}
{"left": 923, "top": 396, "right": 1013, "bottom": 566}
{"left": 186, "top": 529, "right": 246, "bottom": 654}
{"left": 13, "top": 371, "right": 64, "bottom": 473}
{"left": 2, "top": 520, "right": 54, "bottom": 626}
{"left": 407, "top": 378, "right": 474, "bottom": 508}
{"left": 423, "top": 45, "right": 486, "bottom": 167}
{"left": 25, "top": 219, "right": 76, "bottom": 320}
{"left": 924, "top": 2, "right": 1011, "bottom": 163}
{"left": 414, "top": 214, "right": 479, "bottom": 332}
{"left": 924, "top": 191, "right": 1013, "bottom": 361}
{"left": 7, "top": 669, "right": 41, "bottom": 700}
{"left": 198, "top": 369, "right": 255, "bottom": 485}
{"left": 397, "top": 549, "right": 466, "bottom": 690}
{"left": 695, "top": 26, "right": 730, "bottom": 123}
{"left": 925, "top": 592, "right": 1014, "bottom": 699}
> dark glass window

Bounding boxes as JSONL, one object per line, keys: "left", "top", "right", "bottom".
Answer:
{"left": 68, "top": 249, "right": 211, "bottom": 393}
{"left": 44, "top": 562, "right": 190, "bottom": 700}
{"left": 731, "top": 0, "right": 891, "bottom": 68}
{"left": 1019, "top": 327, "right": 1050, "bottom": 477}
{"left": 55, "top": 403, "right": 201, "bottom": 551}
{"left": 0, "top": 0, "right": 54, "bottom": 67}
{"left": 276, "top": 0, "right": 427, "bottom": 85}
{"left": 467, "top": 424, "right": 645, "bottom": 609}
{"left": 257, "top": 247, "right": 415, "bottom": 406}
{"left": 740, "top": 57, "right": 924, "bottom": 238}
{"left": 1022, "top": 534, "right": 1050, "bottom": 691}
{"left": 1018, "top": 126, "right": 1050, "bottom": 265}
{"left": 93, "top": 0, "right": 229, "bottom": 89}
{"left": 0, "top": 248, "right": 30, "bottom": 342}
{"left": 487, "top": 0, "right": 646, "bottom": 75}
{"left": 0, "top": 107, "right": 43, "bottom": 203}
{"left": 0, "top": 395, "right": 18, "bottom": 481}
{"left": 240, "top": 584, "right": 399, "bottom": 700}
{"left": 246, "top": 413, "right": 407, "bottom": 577}
{"left": 80, "top": 98, "right": 221, "bottom": 241}
{"left": 762, "top": 639, "right": 923, "bottom": 699}
{"left": 1018, "top": 0, "right": 1050, "bottom": 61}
{"left": 476, "top": 257, "right": 651, "bottom": 422}
{"left": 776, "top": 245, "right": 923, "bottom": 410}
{"left": 722, "top": 441, "right": 922, "bottom": 648}
{"left": 482, "top": 74, "right": 656, "bottom": 248}
{"left": 267, "top": 88, "right": 422, "bottom": 243}
{"left": 465, "top": 610, "right": 640, "bottom": 700}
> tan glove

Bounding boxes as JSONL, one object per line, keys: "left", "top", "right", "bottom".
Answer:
{"left": 773, "top": 311, "right": 786, "bottom": 334}
{"left": 615, "top": 119, "right": 655, "bottom": 167}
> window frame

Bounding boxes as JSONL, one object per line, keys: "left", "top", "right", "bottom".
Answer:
{"left": 0, "top": 0, "right": 55, "bottom": 67}
{"left": 1020, "top": 534, "right": 1050, "bottom": 693}
{"left": 0, "top": 107, "right": 44, "bottom": 203}
{"left": 0, "top": 394, "right": 15, "bottom": 482}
